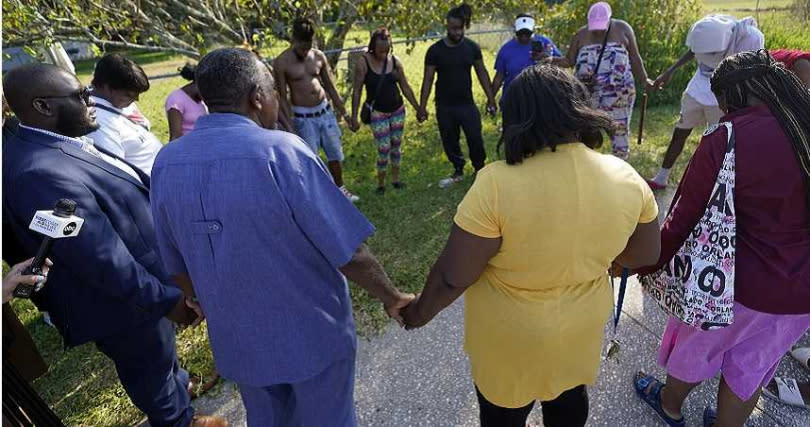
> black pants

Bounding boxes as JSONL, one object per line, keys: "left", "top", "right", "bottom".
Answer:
{"left": 436, "top": 103, "right": 486, "bottom": 173}
{"left": 476, "top": 384, "right": 589, "bottom": 427}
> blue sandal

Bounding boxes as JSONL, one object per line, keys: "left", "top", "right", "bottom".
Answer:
{"left": 703, "top": 407, "right": 717, "bottom": 427}
{"left": 634, "top": 372, "right": 686, "bottom": 427}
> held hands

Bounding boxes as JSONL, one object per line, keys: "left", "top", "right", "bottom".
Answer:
{"left": 384, "top": 291, "right": 416, "bottom": 326}
{"left": 185, "top": 297, "right": 206, "bottom": 327}
{"left": 644, "top": 78, "right": 657, "bottom": 92}
{"left": 486, "top": 99, "right": 497, "bottom": 116}
{"left": 167, "top": 295, "right": 206, "bottom": 328}
{"left": 348, "top": 116, "right": 361, "bottom": 133}
{"left": 401, "top": 293, "right": 428, "bottom": 330}
{"left": 651, "top": 71, "right": 672, "bottom": 91}
{"left": 609, "top": 261, "right": 634, "bottom": 278}
{"left": 416, "top": 106, "right": 429, "bottom": 123}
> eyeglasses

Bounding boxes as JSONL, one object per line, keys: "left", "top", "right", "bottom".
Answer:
{"left": 37, "top": 86, "right": 93, "bottom": 105}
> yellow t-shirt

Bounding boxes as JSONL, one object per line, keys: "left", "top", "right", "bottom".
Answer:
{"left": 454, "top": 143, "right": 658, "bottom": 407}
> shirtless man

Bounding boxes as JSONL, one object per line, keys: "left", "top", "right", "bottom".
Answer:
{"left": 274, "top": 17, "right": 358, "bottom": 202}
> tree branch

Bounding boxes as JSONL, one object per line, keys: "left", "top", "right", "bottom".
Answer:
{"left": 61, "top": 36, "right": 200, "bottom": 57}
{"left": 166, "top": 0, "right": 244, "bottom": 42}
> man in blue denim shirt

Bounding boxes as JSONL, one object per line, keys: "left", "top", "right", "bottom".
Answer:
{"left": 150, "top": 48, "right": 414, "bottom": 426}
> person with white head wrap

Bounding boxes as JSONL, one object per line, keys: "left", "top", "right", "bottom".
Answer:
{"left": 646, "top": 14, "right": 764, "bottom": 190}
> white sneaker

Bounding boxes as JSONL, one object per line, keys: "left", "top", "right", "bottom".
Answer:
{"left": 438, "top": 173, "right": 464, "bottom": 189}
{"left": 340, "top": 186, "right": 360, "bottom": 203}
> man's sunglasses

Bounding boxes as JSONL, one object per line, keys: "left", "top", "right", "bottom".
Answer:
{"left": 38, "top": 86, "right": 93, "bottom": 104}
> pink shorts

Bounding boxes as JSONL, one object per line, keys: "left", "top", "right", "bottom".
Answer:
{"left": 658, "top": 302, "right": 810, "bottom": 400}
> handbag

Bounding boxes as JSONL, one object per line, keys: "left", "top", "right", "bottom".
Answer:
{"left": 579, "top": 20, "right": 612, "bottom": 90}
{"left": 640, "top": 122, "right": 736, "bottom": 330}
{"left": 360, "top": 55, "right": 388, "bottom": 125}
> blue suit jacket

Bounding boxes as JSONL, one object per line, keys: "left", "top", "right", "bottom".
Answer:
{"left": 2, "top": 126, "right": 182, "bottom": 346}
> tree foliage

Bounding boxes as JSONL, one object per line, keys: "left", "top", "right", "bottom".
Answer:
{"left": 3, "top": 0, "right": 537, "bottom": 61}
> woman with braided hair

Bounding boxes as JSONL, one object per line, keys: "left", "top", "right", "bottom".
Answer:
{"left": 632, "top": 49, "right": 810, "bottom": 427}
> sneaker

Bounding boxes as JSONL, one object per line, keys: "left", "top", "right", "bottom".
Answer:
{"left": 392, "top": 181, "right": 406, "bottom": 190}
{"left": 375, "top": 186, "right": 386, "bottom": 195}
{"left": 438, "top": 172, "right": 464, "bottom": 189}
{"left": 340, "top": 186, "right": 360, "bottom": 203}
{"left": 646, "top": 179, "right": 668, "bottom": 191}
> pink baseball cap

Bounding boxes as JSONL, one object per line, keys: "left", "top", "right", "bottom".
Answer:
{"left": 588, "top": 2, "right": 612, "bottom": 31}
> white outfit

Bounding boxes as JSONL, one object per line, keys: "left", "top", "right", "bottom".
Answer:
{"left": 87, "top": 96, "right": 163, "bottom": 175}
{"left": 684, "top": 15, "right": 765, "bottom": 107}
{"left": 652, "top": 15, "right": 765, "bottom": 185}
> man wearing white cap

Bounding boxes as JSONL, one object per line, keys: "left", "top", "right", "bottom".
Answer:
{"left": 491, "top": 14, "right": 561, "bottom": 111}
{"left": 647, "top": 15, "right": 764, "bottom": 190}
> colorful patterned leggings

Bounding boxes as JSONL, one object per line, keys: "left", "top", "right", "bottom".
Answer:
{"left": 370, "top": 106, "right": 405, "bottom": 172}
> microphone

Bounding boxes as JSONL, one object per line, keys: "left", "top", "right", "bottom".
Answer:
{"left": 13, "top": 199, "right": 84, "bottom": 298}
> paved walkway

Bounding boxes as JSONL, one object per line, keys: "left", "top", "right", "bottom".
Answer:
{"left": 190, "top": 189, "right": 810, "bottom": 427}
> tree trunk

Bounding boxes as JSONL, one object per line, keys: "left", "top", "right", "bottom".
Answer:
{"left": 323, "top": 14, "right": 358, "bottom": 69}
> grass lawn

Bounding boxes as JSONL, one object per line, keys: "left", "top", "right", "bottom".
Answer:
{"left": 9, "top": 1, "right": 808, "bottom": 424}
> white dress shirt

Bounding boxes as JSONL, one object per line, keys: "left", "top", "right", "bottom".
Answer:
{"left": 86, "top": 96, "right": 163, "bottom": 175}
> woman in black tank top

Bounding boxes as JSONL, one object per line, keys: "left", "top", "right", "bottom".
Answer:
{"left": 349, "top": 28, "right": 423, "bottom": 194}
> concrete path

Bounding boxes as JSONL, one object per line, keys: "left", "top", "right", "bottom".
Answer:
{"left": 191, "top": 189, "right": 810, "bottom": 426}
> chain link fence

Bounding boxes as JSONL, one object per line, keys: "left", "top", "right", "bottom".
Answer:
{"left": 145, "top": 27, "right": 514, "bottom": 103}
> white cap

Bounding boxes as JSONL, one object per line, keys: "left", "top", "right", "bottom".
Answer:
{"left": 686, "top": 14, "right": 736, "bottom": 54}
{"left": 515, "top": 16, "right": 535, "bottom": 32}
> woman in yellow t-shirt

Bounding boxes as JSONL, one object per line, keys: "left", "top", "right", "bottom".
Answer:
{"left": 402, "top": 65, "right": 661, "bottom": 426}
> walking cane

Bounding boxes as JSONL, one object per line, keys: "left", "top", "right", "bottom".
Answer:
{"left": 637, "top": 91, "right": 648, "bottom": 145}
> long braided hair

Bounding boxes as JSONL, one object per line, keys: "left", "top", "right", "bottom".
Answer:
{"left": 711, "top": 49, "right": 810, "bottom": 208}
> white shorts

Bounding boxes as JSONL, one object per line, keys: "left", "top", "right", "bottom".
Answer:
{"left": 676, "top": 93, "right": 724, "bottom": 130}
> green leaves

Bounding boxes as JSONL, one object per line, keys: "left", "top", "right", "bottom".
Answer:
{"left": 3, "top": 1, "right": 557, "bottom": 60}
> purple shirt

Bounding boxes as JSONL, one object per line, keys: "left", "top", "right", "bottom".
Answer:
{"left": 640, "top": 104, "right": 810, "bottom": 314}
{"left": 150, "top": 113, "right": 374, "bottom": 386}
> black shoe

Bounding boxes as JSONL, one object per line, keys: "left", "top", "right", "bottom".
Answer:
{"left": 376, "top": 186, "right": 386, "bottom": 195}
{"left": 392, "top": 181, "right": 406, "bottom": 190}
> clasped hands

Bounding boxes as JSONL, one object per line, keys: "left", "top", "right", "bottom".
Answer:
{"left": 383, "top": 292, "right": 430, "bottom": 330}
{"left": 167, "top": 295, "right": 206, "bottom": 329}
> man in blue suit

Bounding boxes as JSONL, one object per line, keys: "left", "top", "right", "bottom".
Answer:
{"left": 2, "top": 64, "right": 226, "bottom": 427}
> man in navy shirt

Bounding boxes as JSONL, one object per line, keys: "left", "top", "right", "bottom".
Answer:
{"left": 150, "top": 48, "right": 414, "bottom": 426}
{"left": 492, "top": 14, "right": 561, "bottom": 109}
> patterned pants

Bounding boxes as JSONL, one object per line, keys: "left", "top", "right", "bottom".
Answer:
{"left": 591, "top": 83, "right": 635, "bottom": 159}
{"left": 370, "top": 106, "right": 405, "bottom": 172}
